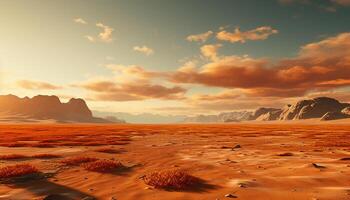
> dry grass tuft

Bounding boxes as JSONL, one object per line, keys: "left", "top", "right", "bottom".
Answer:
{"left": 61, "top": 156, "right": 98, "bottom": 166}
{"left": 0, "top": 154, "right": 28, "bottom": 160}
{"left": 144, "top": 169, "right": 200, "bottom": 190}
{"left": 95, "top": 147, "right": 119, "bottom": 154}
{"left": 81, "top": 160, "right": 124, "bottom": 172}
{"left": 0, "top": 164, "right": 39, "bottom": 179}
{"left": 31, "top": 154, "right": 60, "bottom": 159}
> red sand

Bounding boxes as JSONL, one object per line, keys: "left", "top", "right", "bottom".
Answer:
{"left": 0, "top": 123, "right": 349, "bottom": 200}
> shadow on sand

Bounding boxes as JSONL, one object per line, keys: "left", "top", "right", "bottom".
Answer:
{"left": 4, "top": 177, "right": 95, "bottom": 200}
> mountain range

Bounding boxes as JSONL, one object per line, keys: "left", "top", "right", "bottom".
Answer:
{"left": 0, "top": 94, "right": 122, "bottom": 123}
{"left": 0, "top": 95, "right": 349, "bottom": 123}
{"left": 183, "top": 97, "right": 350, "bottom": 123}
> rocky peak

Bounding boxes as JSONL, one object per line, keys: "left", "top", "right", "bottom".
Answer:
{"left": 279, "top": 97, "right": 347, "bottom": 120}
{"left": 0, "top": 94, "right": 106, "bottom": 123}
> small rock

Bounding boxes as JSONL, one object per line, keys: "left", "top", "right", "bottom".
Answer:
{"left": 233, "top": 144, "right": 241, "bottom": 149}
{"left": 312, "top": 163, "right": 326, "bottom": 169}
{"left": 277, "top": 152, "right": 293, "bottom": 156}
{"left": 139, "top": 175, "right": 146, "bottom": 179}
{"left": 225, "top": 193, "right": 237, "bottom": 198}
{"left": 110, "top": 197, "right": 117, "bottom": 200}
{"left": 238, "top": 183, "right": 247, "bottom": 188}
{"left": 340, "top": 157, "right": 350, "bottom": 161}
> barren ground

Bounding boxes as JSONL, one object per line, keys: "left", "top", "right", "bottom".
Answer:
{"left": 0, "top": 123, "right": 349, "bottom": 200}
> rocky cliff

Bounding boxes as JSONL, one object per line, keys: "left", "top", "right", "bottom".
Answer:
{"left": 279, "top": 97, "right": 350, "bottom": 120}
{"left": 0, "top": 94, "right": 116, "bottom": 123}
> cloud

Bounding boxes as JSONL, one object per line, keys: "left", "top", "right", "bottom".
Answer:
{"left": 74, "top": 64, "right": 185, "bottom": 101}
{"left": 96, "top": 23, "right": 114, "bottom": 42}
{"left": 77, "top": 79, "right": 186, "bottom": 101}
{"left": 105, "top": 64, "right": 161, "bottom": 80}
{"left": 133, "top": 46, "right": 154, "bottom": 56}
{"left": 85, "top": 35, "right": 95, "bottom": 42}
{"left": 170, "top": 32, "right": 350, "bottom": 97}
{"left": 186, "top": 31, "right": 213, "bottom": 43}
{"left": 73, "top": 17, "right": 87, "bottom": 24}
{"left": 216, "top": 26, "right": 278, "bottom": 43}
{"left": 190, "top": 89, "right": 241, "bottom": 101}
{"left": 187, "top": 92, "right": 289, "bottom": 111}
{"left": 200, "top": 44, "right": 222, "bottom": 61}
{"left": 16, "top": 80, "right": 62, "bottom": 90}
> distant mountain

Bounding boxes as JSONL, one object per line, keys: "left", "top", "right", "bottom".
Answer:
{"left": 93, "top": 111, "right": 186, "bottom": 124}
{"left": 183, "top": 97, "right": 350, "bottom": 123}
{"left": 183, "top": 111, "right": 252, "bottom": 123}
{"left": 249, "top": 107, "right": 282, "bottom": 121}
{"left": 0, "top": 94, "right": 121, "bottom": 123}
{"left": 251, "top": 97, "right": 350, "bottom": 121}
{"left": 279, "top": 97, "right": 350, "bottom": 121}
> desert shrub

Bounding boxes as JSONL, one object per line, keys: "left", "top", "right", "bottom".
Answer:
{"left": 0, "top": 154, "right": 27, "bottom": 160}
{"left": 81, "top": 160, "right": 124, "bottom": 172}
{"left": 31, "top": 154, "right": 60, "bottom": 159}
{"left": 0, "top": 164, "right": 39, "bottom": 179}
{"left": 144, "top": 169, "right": 200, "bottom": 190}
{"left": 61, "top": 156, "right": 98, "bottom": 165}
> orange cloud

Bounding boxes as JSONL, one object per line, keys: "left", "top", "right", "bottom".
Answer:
{"left": 187, "top": 93, "right": 289, "bottom": 111}
{"left": 78, "top": 80, "right": 186, "bottom": 101}
{"left": 200, "top": 44, "right": 222, "bottom": 61}
{"left": 17, "top": 80, "right": 62, "bottom": 90}
{"left": 105, "top": 64, "right": 162, "bottom": 80}
{"left": 170, "top": 32, "right": 350, "bottom": 97}
{"left": 216, "top": 26, "right": 278, "bottom": 43}
{"left": 186, "top": 31, "right": 213, "bottom": 43}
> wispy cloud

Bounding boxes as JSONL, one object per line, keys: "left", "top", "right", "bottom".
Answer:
{"left": 16, "top": 80, "right": 62, "bottom": 90}
{"left": 73, "top": 17, "right": 87, "bottom": 25}
{"left": 133, "top": 45, "right": 154, "bottom": 56}
{"left": 96, "top": 23, "right": 114, "bottom": 42}
{"left": 217, "top": 26, "right": 278, "bottom": 43}
{"left": 200, "top": 44, "right": 222, "bottom": 61}
{"left": 85, "top": 35, "right": 95, "bottom": 42}
{"left": 186, "top": 31, "right": 213, "bottom": 43}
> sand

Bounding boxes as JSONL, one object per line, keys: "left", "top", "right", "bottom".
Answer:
{"left": 0, "top": 123, "right": 349, "bottom": 200}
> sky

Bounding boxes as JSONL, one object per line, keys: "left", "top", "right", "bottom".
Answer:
{"left": 0, "top": 0, "right": 350, "bottom": 116}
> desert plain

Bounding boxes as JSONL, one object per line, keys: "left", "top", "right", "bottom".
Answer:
{"left": 0, "top": 123, "right": 349, "bottom": 200}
